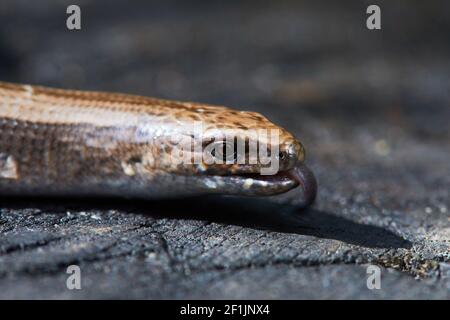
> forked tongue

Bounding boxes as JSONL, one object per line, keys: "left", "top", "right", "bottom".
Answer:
{"left": 287, "top": 163, "right": 317, "bottom": 207}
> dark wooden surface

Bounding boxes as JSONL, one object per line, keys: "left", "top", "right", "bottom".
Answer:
{"left": 0, "top": 0, "right": 449, "bottom": 299}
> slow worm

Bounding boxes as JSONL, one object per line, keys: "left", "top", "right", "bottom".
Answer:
{"left": 0, "top": 81, "right": 317, "bottom": 206}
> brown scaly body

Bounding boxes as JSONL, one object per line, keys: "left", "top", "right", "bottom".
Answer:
{"left": 0, "top": 81, "right": 316, "bottom": 205}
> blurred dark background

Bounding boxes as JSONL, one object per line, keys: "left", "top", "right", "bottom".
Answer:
{"left": 0, "top": 0, "right": 449, "bottom": 299}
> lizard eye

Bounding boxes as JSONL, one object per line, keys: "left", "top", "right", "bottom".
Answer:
{"left": 279, "top": 151, "right": 287, "bottom": 160}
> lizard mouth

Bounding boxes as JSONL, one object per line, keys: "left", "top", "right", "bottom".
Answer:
{"left": 209, "top": 163, "right": 317, "bottom": 207}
